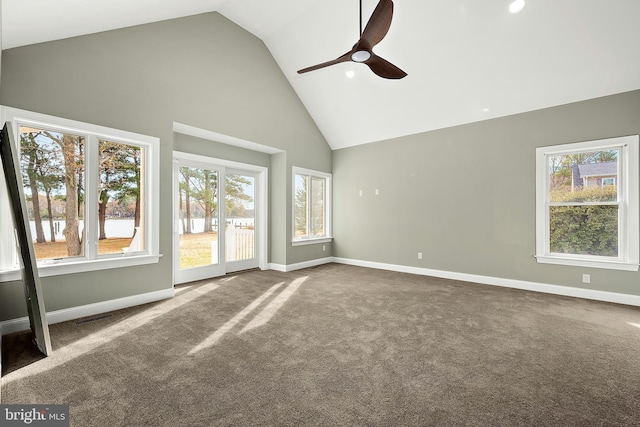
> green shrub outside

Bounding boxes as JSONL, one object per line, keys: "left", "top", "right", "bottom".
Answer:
{"left": 548, "top": 185, "right": 618, "bottom": 257}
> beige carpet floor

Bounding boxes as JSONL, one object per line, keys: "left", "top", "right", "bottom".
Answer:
{"left": 2, "top": 263, "right": 640, "bottom": 426}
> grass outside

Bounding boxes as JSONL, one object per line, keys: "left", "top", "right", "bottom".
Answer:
{"left": 33, "top": 237, "right": 132, "bottom": 259}
{"left": 34, "top": 238, "right": 134, "bottom": 259}
{"left": 179, "top": 232, "right": 218, "bottom": 270}
{"left": 33, "top": 231, "right": 223, "bottom": 269}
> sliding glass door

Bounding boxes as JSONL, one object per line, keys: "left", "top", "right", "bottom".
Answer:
{"left": 173, "top": 154, "right": 265, "bottom": 284}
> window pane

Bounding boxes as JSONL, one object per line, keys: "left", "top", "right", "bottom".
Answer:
{"left": 310, "top": 177, "right": 325, "bottom": 237}
{"left": 549, "top": 205, "right": 618, "bottom": 257}
{"left": 178, "top": 166, "right": 219, "bottom": 269}
{"left": 19, "top": 126, "right": 85, "bottom": 260}
{"left": 225, "top": 173, "right": 255, "bottom": 262}
{"left": 548, "top": 150, "right": 618, "bottom": 203}
{"left": 294, "top": 174, "right": 308, "bottom": 238}
{"left": 98, "top": 140, "right": 145, "bottom": 255}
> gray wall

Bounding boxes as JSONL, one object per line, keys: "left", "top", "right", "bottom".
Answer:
{"left": 173, "top": 133, "right": 271, "bottom": 168}
{"left": 0, "top": 4, "right": 2, "bottom": 89}
{"left": 333, "top": 90, "right": 640, "bottom": 297}
{"left": 0, "top": 12, "right": 331, "bottom": 322}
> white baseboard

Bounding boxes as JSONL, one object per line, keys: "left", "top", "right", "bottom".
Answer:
{"left": 332, "top": 257, "right": 640, "bottom": 307}
{"left": 268, "top": 257, "right": 333, "bottom": 273}
{"left": 0, "top": 288, "right": 175, "bottom": 336}
{"left": 267, "top": 263, "right": 287, "bottom": 272}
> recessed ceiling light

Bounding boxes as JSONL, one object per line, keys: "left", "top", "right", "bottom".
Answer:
{"left": 351, "top": 50, "right": 372, "bottom": 63}
{"left": 346, "top": 70, "right": 355, "bottom": 79}
{"left": 482, "top": 108, "right": 490, "bottom": 113}
{"left": 509, "top": 0, "right": 526, "bottom": 13}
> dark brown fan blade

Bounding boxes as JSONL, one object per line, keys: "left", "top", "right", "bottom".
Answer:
{"left": 297, "top": 52, "right": 353, "bottom": 74}
{"left": 359, "top": 0, "right": 394, "bottom": 50}
{"left": 365, "top": 54, "right": 407, "bottom": 79}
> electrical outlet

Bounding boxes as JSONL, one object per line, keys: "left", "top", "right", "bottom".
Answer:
{"left": 375, "top": 189, "right": 379, "bottom": 195}
{"left": 418, "top": 252, "right": 423, "bottom": 260}
{"left": 582, "top": 274, "right": 591, "bottom": 284}
{"left": 359, "top": 190, "right": 363, "bottom": 196}
{"left": 322, "top": 245, "right": 326, "bottom": 251}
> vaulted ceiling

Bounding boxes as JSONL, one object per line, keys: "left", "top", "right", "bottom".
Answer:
{"left": 3, "top": 0, "right": 640, "bottom": 149}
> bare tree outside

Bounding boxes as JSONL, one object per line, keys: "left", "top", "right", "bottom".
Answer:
{"left": 20, "top": 127, "right": 85, "bottom": 258}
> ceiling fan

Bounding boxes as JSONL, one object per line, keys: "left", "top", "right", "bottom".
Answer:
{"left": 297, "top": 0, "right": 407, "bottom": 79}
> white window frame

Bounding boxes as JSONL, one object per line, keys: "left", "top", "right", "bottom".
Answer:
{"left": 535, "top": 135, "right": 639, "bottom": 271}
{"left": 0, "top": 106, "right": 160, "bottom": 282}
{"left": 292, "top": 166, "right": 332, "bottom": 246}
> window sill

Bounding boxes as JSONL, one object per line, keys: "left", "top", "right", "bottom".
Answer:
{"left": 0, "top": 254, "right": 162, "bottom": 283}
{"left": 536, "top": 255, "right": 639, "bottom": 272}
{"left": 291, "top": 237, "right": 333, "bottom": 247}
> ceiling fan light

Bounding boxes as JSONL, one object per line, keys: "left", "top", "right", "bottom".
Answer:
{"left": 509, "top": 0, "right": 526, "bottom": 13}
{"left": 351, "top": 50, "right": 372, "bottom": 63}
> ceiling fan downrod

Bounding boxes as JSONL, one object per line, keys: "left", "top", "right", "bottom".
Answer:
{"left": 360, "top": 0, "right": 363, "bottom": 37}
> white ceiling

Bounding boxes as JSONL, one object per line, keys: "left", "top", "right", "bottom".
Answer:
{"left": 3, "top": 0, "right": 640, "bottom": 150}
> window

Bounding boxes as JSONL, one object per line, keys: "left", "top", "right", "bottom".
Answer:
{"left": 19, "top": 127, "right": 87, "bottom": 260}
{"left": 292, "top": 167, "right": 332, "bottom": 245}
{"left": 98, "top": 139, "right": 146, "bottom": 255}
{"left": 0, "top": 106, "right": 160, "bottom": 280}
{"left": 535, "top": 135, "right": 639, "bottom": 271}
